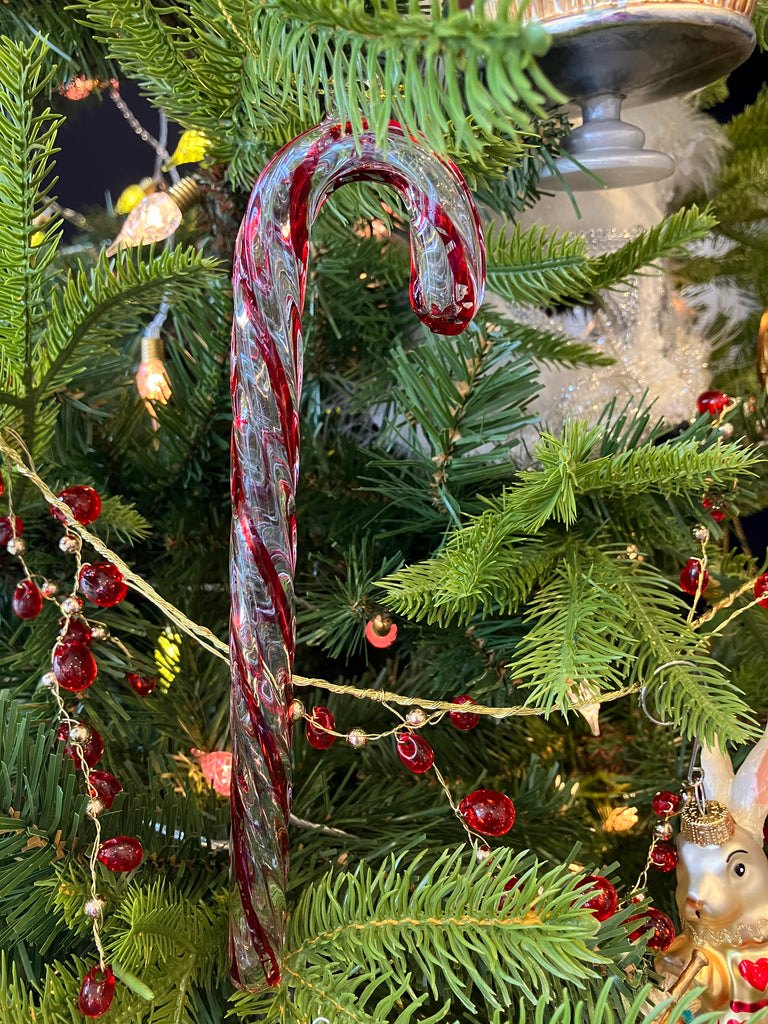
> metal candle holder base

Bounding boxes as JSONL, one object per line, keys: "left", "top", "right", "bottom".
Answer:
{"left": 535, "top": 3, "right": 755, "bottom": 190}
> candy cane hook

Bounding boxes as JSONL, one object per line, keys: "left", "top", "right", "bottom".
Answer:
{"left": 230, "top": 121, "right": 485, "bottom": 990}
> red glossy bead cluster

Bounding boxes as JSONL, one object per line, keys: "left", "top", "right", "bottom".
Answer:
{"left": 649, "top": 788, "right": 680, "bottom": 873}
{"left": 626, "top": 907, "right": 676, "bottom": 951}
{"left": 575, "top": 875, "right": 618, "bottom": 922}
{"left": 0, "top": 473, "right": 153, "bottom": 1013}
{"left": 78, "top": 963, "right": 116, "bottom": 1017}
{"left": 696, "top": 390, "right": 730, "bottom": 416}
{"left": 680, "top": 557, "right": 709, "bottom": 597}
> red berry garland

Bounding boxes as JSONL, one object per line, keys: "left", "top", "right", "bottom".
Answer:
{"left": 449, "top": 695, "right": 480, "bottom": 731}
{"left": 0, "top": 514, "right": 22, "bottom": 547}
{"left": 305, "top": 707, "right": 336, "bottom": 749}
{"left": 627, "top": 907, "right": 676, "bottom": 951}
{"left": 78, "top": 963, "right": 115, "bottom": 1018}
{"left": 696, "top": 390, "right": 729, "bottom": 416}
{"left": 12, "top": 579, "right": 43, "bottom": 619}
{"left": 680, "top": 558, "right": 709, "bottom": 597}
{"left": 575, "top": 875, "right": 618, "bottom": 921}
{"left": 125, "top": 671, "right": 156, "bottom": 696}
{"left": 96, "top": 836, "right": 144, "bottom": 872}
{"left": 78, "top": 562, "right": 128, "bottom": 608}
{"left": 88, "top": 770, "right": 123, "bottom": 809}
{"left": 396, "top": 732, "right": 435, "bottom": 773}
{"left": 459, "top": 789, "right": 516, "bottom": 836}
{"left": 52, "top": 641, "right": 98, "bottom": 692}
{"left": 50, "top": 485, "right": 102, "bottom": 526}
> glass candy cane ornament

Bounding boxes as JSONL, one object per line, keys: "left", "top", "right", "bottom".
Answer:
{"left": 230, "top": 120, "right": 485, "bottom": 989}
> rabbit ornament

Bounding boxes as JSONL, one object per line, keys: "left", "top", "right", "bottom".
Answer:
{"left": 656, "top": 724, "right": 768, "bottom": 1022}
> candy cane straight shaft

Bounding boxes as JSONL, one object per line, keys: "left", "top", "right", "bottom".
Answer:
{"left": 229, "top": 120, "right": 485, "bottom": 990}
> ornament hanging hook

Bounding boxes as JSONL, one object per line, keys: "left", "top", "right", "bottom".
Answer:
{"left": 640, "top": 660, "right": 697, "bottom": 727}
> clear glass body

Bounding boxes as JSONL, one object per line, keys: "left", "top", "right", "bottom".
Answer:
{"left": 229, "top": 119, "right": 485, "bottom": 990}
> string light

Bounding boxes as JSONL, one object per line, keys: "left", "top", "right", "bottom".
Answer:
{"left": 136, "top": 304, "right": 172, "bottom": 420}
{"left": 106, "top": 177, "right": 200, "bottom": 257}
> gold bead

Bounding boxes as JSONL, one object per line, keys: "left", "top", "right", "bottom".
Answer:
{"left": 292, "top": 699, "right": 305, "bottom": 721}
{"left": 86, "top": 798, "right": 105, "bottom": 819}
{"left": 405, "top": 708, "right": 427, "bottom": 728}
{"left": 346, "top": 728, "right": 368, "bottom": 748}
{"left": 692, "top": 523, "right": 710, "bottom": 544}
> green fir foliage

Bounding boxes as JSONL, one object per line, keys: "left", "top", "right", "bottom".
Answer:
{"left": 0, "top": 6, "right": 767, "bottom": 1024}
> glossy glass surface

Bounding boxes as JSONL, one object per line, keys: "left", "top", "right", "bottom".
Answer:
{"left": 229, "top": 119, "right": 484, "bottom": 990}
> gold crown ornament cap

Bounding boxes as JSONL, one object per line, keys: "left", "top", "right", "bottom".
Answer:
{"left": 680, "top": 799, "right": 736, "bottom": 846}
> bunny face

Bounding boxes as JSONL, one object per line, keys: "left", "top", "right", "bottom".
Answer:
{"left": 676, "top": 824, "right": 768, "bottom": 929}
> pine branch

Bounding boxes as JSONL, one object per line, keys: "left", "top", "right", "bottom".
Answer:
{"left": 250, "top": 0, "right": 558, "bottom": 165}
{"left": 486, "top": 313, "right": 615, "bottom": 369}
{"left": 509, "top": 554, "right": 634, "bottom": 716}
{"left": 232, "top": 847, "right": 643, "bottom": 1022}
{"left": 35, "top": 246, "right": 219, "bottom": 399}
{"left": 587, "top": 205, "right": 716, "bottom": 291}
{"left": 383, "top": 324, "right": 539, "bottom": 495}
{"left": 0, "top": 37, "right": 63, "bottom": 381}
{"left": 379, "top": 423, "right": 758, "bottom": 624}
{"left": 381, "top": 533, "right": 564, "bottom": 626}
{"left": 486, "top": 207, "right": 715, "bottom": 307}
{"left": 486, "top": 224, "right": 593, "bottom": 306}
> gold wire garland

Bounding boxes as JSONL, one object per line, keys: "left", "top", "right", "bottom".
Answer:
{"left": 0, "top": 427, "right": 760, "bottom": 723}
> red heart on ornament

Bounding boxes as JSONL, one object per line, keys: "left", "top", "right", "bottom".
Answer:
{"left": 738, "top": 958, "right": 768, "bottom": 991}
{"left": 727, "top": 1019, "right": 744, "bottom": 1024}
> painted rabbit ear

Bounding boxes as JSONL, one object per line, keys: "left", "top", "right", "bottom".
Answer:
{"left": 731, "top": 722, "right": 768, "bottom": 839}
{"left": 700, "top": 735, "right": 735, "bottom": 804}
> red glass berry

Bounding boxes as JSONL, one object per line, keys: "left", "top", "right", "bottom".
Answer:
{"left": 305, "top": 706, "right": 336, "bottom": 749}
{"left": 97, "top": 836, "right": 144, "bottom": 872}
{"left": 575, "top": 875, "right": 618, "bottom": 922}
{"left": 51, "top": 485, "right": 102, "bottom": 526}
{"left": 680, "top": 558, "right": 709, "bottom": 597}
{"left": 652, "top": 790, "right": 680, "bottom": 817}
{"left": 627, "top": 907, "right": 676, "bottom": 951}
{"left": 0, "top": 470, "right": 3, "bottom": 496}
{"left": 52, "top": 641, "right": 98, "bottom": 692}
{"left": 696, "top": 390, "right": 729, "bottom": 416}
{"left": 755, "top": 573, "right": 768, "bottom": 609}
{"left": 12, "top": 579, "right": 43, "bottom": 619}
{"left": 0, "top": 515, "right": 22, "bottom": 547}
{"left": 396, "top": 732, "right": 435, "bottom": 773}
{"left": 78, "top": 562, "right": 128, "bottom": 607}
{"left": 88, "top": 770, "right": 123, "bottom": 809}
{"left": 57, "top": 722, "right": 104, "bottom": 768}
{"left": 78, "top": 963, "right": 115, "bottom": 1017}
{"left": 125, "top": 671, "right": 156, "bottom": 696}
{"left": 459, "top": 789, "right": 516, "bottom": 836}
{"left": 702, "top": 497, "right": 727, "bottom": 523}
{"left": 59, "top": 616, "right": 92, "bottom": 644}
{"left": 449, "top": 695, "right": 480, "bottom": 731}
{"left": 649, "top": 841, "right": 678, "bottom": 872}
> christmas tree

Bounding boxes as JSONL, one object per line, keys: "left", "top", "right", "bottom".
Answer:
{"left": 1, "top": 2, "right": 768, "bottom": 1022}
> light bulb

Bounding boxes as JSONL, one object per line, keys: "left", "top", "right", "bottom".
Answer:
{"left": 106, "top": 176, "right": 200, "bottom": 256}
{"left": 136, "top": 333, "right": 171, "bottom": 412}
{"left": 193, "top": 749, "right": 232, "bottom": 796}
{"left": 163, "top": 129, "right": 210, "bottom": 170}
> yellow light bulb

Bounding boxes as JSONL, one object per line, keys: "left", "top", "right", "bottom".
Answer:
{"left": 163, "top": 129, "right": 210, "bottom": 170}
